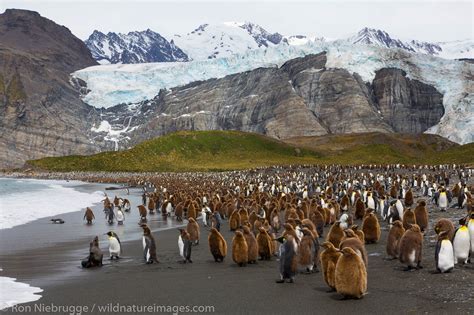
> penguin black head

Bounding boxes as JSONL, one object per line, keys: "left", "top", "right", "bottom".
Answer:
{"left": 274, "top": 236, "right": 286, "bottom": 244}
{"left": 458, "top": 217, "right": 467, "bottom": 226}
{"left": 106, "top": 231, "right": 117, "bottom": 238}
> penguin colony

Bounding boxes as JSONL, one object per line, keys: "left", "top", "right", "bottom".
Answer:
{"left": 77, "top": 164, "right": 473, "bottom": 300}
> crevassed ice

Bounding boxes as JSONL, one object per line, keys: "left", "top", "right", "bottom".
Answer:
{"left": 72, "top": 41, "right": 473, "bottom": 144}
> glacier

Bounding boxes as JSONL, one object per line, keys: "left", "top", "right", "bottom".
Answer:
{"left": 72, "top": 41, "right": 473, "bottom": 145}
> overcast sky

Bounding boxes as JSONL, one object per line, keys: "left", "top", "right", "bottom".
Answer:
{"left": 1, "top": 0, "right": 472, "bottom": 42}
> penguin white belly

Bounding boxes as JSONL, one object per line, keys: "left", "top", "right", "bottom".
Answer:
{"left": 339, "top": 214, "right": 348, "bottom": 230}
{"left": 367, "top": 198, "right": 375, "bottom": 210}
{"left": 201, "top": 210, "right": 207, "bottom": 225}
{"left": 396, "top": 201, "right": 404, "bottom": 219}
{"left": 453, "top": 228, "right": 470, "bottom": 263}
{"left": 296, "top": 227, "right": 303, "bottom": 241}
{"left": 142, "top": 236, "right": 146, "bottom": 250}
{"left": 408, "top": 249, "right": 416, "bottom": 266}
{"left": 108, "top": 238, "right": 121, "bottom": 256}
{"left": 469, "top": 220, "right": 474, "bottom": 253}
{"left": 378, "top": 201, "right": 385, "bottom": 215}
{"left": 116, "top": 211, "right": 124, "bottom": 222}
{"left": 178, "top": 235, "right": 184, "bottom": 259}
{"left": 438, "top": 240, "right": 454, "bottom": 272}
{"left": 438, "top": 195, "right": 448, "bottom": 208}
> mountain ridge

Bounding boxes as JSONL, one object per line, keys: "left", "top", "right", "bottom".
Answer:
{"left": 84, "top": 22, "right": 473, "bottom": 64}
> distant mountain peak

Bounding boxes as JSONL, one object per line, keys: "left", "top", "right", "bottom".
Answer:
{"left": 84, "top": 29, "right": 189, "bottom": 64}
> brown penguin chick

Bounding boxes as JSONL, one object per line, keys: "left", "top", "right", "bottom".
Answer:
{"left": 310, "top": 210, "right": 325, "bottom": 237}
{"left": 354, "top": 198, "right": 365, "bottom": 220}
{"left": 229, "top": 210, "right": 241, "bottom": 231}
{"left": 390, "top": 185, "right": 398, "bottom": 199}
{"left": 402, "top": 208, "right": 417, "bottom": 231}
{"left": 298, "top": 228, "right": 316, "bottom": 273}
{"left": 208, "top": 228, "right": 227, "bottom": 262}
{"left": 404, "top": 189, "right": 414, "bottom": 207}
{"left": 323, "top": 208, "right": 331, "bottom": 225}
{"left": 335, "top": 247, "right": 367, "bottom": 299}
{"left": 339, "top": 230, "right": 368, "bottom": 267}
{"left": 187, "top": 217, "right": 200, "bottom": 245}
{"left": 362, "top": 211, "right": 381, "bottom": 244}
{"left": 148, "top": 198, "right": 156, "bottom": 213}
{"left": 174, "top": 203, "right": 184, "bottom": 222}
{"left": 239, "top": 209, "right": 249, "bottom": 224}
{"left": 398, "top": 224, "right": 423, "bottom": 270}
{"left": 340, "top": 195, "right": 350, "bottom": 211}
{"left": 187, "top": 204, "right": 197, "bottom": 220}
{"left": 320, "top": 241, "right": 342, "bottom": 291}
{"left": 301, "top": 219, "right": 319, "bottom": 238}
{"left": 414, "top": 200, "right": 428, "bottom": 233}
{"left": 248, "top": 211, "right": 258, "bottom": 228}
{"left": 137, "top": 205, "right": 147, "bottom": 221}
{"left": 232, "top": 231, "right": 249, "bottom": 267}
{"left": 283, "top": 223, "right": 299, "bottom": 244}
{"left": 434, "top": 218, "right": 455, "bottom": 240}
{"left": 256, "top": 227, "right": 272, "bottom": 260}
{"left": 326, "top": 221, "right": 344, "bottom": 248}
{"left": 350, "top": 225, "right": 365, "bottom": 243}
{"left": 253, "top": 218, "right": 263, "bottom": 234}
{"left": 83, "top": 207, "right": 95, "bottom": 224}
{"left": 242, "top": 226, "right": 258, "bottom": 264}
{"left": 386, "top": 220, "right": 405, "bottom": 260}
{"left": 271, "top": 211, "right": 281, "bottom": 232}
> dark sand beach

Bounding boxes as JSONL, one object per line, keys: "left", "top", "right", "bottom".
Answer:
{"left": 1, "top": 176, "right": 473, "bottom": 315}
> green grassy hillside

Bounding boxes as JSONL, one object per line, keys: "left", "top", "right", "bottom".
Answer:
{"left": 27, "top": 131, "right": 474, "bottom": 172}
{"left": 27, "top": 131, "right": 321, "bottom": 172}
{"left": 286, "top": 133, "right": 474, "bottom": 165}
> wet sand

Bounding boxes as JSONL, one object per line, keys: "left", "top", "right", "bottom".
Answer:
{"left": 1, "top": 181, "right": 473, "bottom": 315}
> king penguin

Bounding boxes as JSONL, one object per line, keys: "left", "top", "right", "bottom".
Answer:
{"left": 435, "top": 231, "right": 454, "bottom": 273}
{"left": 141, "top": 224, "right": 159, "bottom": 264}
{"left": 453, "top": 218, "right": 470, "bottom": 264}
{"left": 178, "top": 229, "right": 193, "bottom": 263}
{"left": 275, "top": 235, "right": 297, "bottom": 283}
{"left": 105, "top": 231, "right": 122, "bottom": 260}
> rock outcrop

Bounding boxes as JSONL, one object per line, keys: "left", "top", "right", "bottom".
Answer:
{"left": 0, "top": 9, "right": 107, "bottom": 168}
{"left": 372, "top": 68, "right": 444, "bottom": 133}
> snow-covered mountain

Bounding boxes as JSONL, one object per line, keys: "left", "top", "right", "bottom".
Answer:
{"left": 172, "top": 22, "right": 284, "bottom": 60}
{"left": 85, "top": 29, "right": 189, "bottom": 64}
{"left": 346, "top": 27, "right": 473, "bottom": 59}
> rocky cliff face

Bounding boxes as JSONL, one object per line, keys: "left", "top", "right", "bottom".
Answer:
{"left": 111, "top": 52, "right": 445, "bottom": 148}
{"left": 0, "top": 9, "right": 107, "bottom": 169}
{"left": 372, "top": 68, "right": 444, "bottom": 133}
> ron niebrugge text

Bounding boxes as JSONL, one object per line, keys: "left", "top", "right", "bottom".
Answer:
{"left": 6, "top": 303, "right": 215, "bottom": 314}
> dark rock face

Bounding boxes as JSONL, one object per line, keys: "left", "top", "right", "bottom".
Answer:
{"left": 372, "top": 68, "right": 444, "bottom": 133}
{"left": 121, "top": 53, "right": 443, "bottom": 148}
{"left": 85, "top": 29, "right": 189, "bottom": 64}
{"left": 0, "top": 9, "right": 108, "bottom": 168}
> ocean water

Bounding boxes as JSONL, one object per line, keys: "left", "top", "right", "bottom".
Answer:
{"left": 0, "top": 178, "right": 104, "bottom": 230}
{"left": 0, "top": 178, "right": 104, "bottom": 310}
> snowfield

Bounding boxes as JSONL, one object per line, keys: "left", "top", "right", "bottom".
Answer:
{"left": 72, "top": 41, "right": 473, "bottom": 144}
